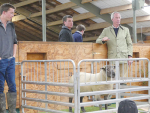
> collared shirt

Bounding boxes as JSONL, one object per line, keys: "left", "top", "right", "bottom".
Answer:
{"left": 0, "top": 18, "right": 17, "bottom": 59}
{"left": 112, "top": 25, "right": 119, "bottom": 36}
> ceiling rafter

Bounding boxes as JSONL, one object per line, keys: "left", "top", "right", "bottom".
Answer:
{"left": 12, "top": 2, "right": 76, "bottom": 22}
{"left": 100, "top": 4, "right": 132, "bottom": 14}
{"left": 81, "top": 0, "right": 98, "bottom": 4}
{"left": 47, "top": 12, "right": 95, "bottom": 26}
{"left": 0, "top": 0, "right": 60, "bottom": 36}
{"left": 13, "top": 0, "right": 39, "bottom": 8}
{"left": 72, "top": 15, "right": 150, "bottom": 33}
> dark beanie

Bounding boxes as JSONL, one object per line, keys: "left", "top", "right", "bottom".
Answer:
{"left": 118, "top": 99, "right": 138, "bottom": 113}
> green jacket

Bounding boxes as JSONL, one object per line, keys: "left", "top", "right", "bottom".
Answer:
{"left": 96, "top": 25, "right": 133, "bottom": 60}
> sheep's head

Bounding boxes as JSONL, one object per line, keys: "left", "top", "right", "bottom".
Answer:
{"left": 101, "top": 65, "right": 115, "bottom": 78}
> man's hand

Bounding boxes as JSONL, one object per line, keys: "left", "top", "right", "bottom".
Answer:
{"left": 0, "top": 57, "right": 1, "bottom": 60}
{"left": 102, "top": 37, "right": 110, "bottom": 41}
{"left": 128, "top": 56, "right": 132, "bottom": 66}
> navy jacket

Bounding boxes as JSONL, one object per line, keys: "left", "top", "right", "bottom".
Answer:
{"left": 59, "top": 26, "right": 74, "bottom": 42}
{"left": 72, "top": 31, "right": 83, "bottom": 42}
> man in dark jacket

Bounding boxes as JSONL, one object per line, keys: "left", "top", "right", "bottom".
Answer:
{"left": 59, "top": 15, "right": 74, "bottom": 42}
{"left": 73, "top": 24, "right": 85, "bottom": 42}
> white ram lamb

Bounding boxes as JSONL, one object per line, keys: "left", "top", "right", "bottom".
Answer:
{"left": 69, "top": 65, "right": 115, "bottom": 112}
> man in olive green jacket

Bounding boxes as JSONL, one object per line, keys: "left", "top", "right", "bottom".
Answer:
{"left": 96, "top": 12, "right": 133, "bottom": 78}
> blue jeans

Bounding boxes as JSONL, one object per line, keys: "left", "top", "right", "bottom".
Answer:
{"left": 0, "top": 57, "right": 16, "bottom": 93}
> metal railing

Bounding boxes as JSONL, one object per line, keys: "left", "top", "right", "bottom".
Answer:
{"left": 21, "top": 58, "right": 150, "bottom": 113}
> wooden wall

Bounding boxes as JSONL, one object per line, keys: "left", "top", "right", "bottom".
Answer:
{"left": 4, "top": 41, "right": 150, "bottom": 112}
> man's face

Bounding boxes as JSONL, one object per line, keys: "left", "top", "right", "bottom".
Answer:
{"left": 3, "top": 8, "right": 14, "bottom": 21}
{"left": 112, "top": 13, "right": 121, "bottom": 25}
{"left": 64, "top": 18, "right": 73, "bottom": 29}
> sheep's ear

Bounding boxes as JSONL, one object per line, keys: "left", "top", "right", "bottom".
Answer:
{"left": 100, "top": 66, "right": 106, "bottom": 71}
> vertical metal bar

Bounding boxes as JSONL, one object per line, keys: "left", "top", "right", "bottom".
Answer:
{"left": 84, "top": 62, "right": 86, "bottom": 83}
{"left": 133, "top": 0, "right": 137, "bottom": 43}
{"left": 40, "top": 62, "right": 41, "bottom": 81}
{"left": 31, "top": 62, "right": 32, "bottom": 81}
{"left": 49, "top": 62, "right": 50, "bottom": 82}
{"left": 57, "top": 62, "right": 58, "bottom": 83}
{"left": 42, "top": 0, "right": 46, "bottom": 42}
{"left": 60, "top": 62, "right": 62, "bottom": 83}
{"left": 96, "top": 62, "right": 97, "bottom": 82}
{"left": 148, "top": 60, "right": 150, "bottom": 112}
{"left": 37, "top": 62, "right": 38, "bottom": 81}
{"left": 73, "top": 61, "right": 77, "bottom": 113}
{"left": 44, "top": 62, "right": 48, "bottom": 110}
{"left": 91, "top": 62, "right": 94, "bottom": 74}
{"left": 34, "top": 62, "right": 35, "bottom": 81}
{"left": 64, "top": 62, "right": 66, "bottom": 83}
{"left": 77, "top": 62, "right": 81, "bottom": 113}
{"left": 143, "top": 60, "right": 146, "bottom": 78}
{"left": 135, "top": 60, "right": 137, "bottom": 78}
{"left": 21, "top": 63, "right": 24, "bottom": 113}
{"left": 53, "top": 62, "right": 54, "bottom": 82}
{"left": 115, "top": 61, "right": 119, "bottom": 110}
{"left": 68, "top": 61, "right": 69, "bottom": 83}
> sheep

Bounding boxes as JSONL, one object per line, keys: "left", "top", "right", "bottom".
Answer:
{"left": 69, "top": 65, "right": 115, "bottom": 112}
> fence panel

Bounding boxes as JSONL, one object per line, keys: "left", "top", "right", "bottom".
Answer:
{"left": 21, "top": 59, "right": 77, "bottom": 113}
{"left": 77, "top": 58, "right": 150, "bottom": 113}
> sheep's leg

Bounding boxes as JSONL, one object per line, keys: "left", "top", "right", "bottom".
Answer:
{"left": 80, "top": 96, "right": 86, "bottom": 112}
{"left": 104, "top": 95, "right": 108, "bottom": 110}
{"left": 97, "top": 96, "right": 102, "bottom": 110}
{"left": 69, "top": 97, "right": 73, "bottom": 112}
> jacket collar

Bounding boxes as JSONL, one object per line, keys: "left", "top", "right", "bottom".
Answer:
{"left": 62, "top": 25, "right": 72, "bottom": 31}
{"left": 110, "top": 25, "right": 124, "bottom": 30}
{"left": 76, "top": 31, "right": 82, "bottom": 35}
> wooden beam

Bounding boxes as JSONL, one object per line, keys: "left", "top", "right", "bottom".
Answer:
{"left": 12, "top": 15, "right": 26, "bottom": 22}
{"left": 100, "top": 4, "right": 132, "bottom": 15}
{"left": 83, "top": 36, "right": 98, "bottom": 41}
{"left": 121, "top": 16, "right": 150, "bottom": 24}
{"left": 12, "top": 2, "right": 76, "bottom": 21}
{"left": 137, "top": 27, "right": 150, "bottom": 33}
{"left": 14, "top": 0, "right": 39, "bottom": 7}
{"left": 72, "top": 16, "right": 150, "bottom": 33}
{"left": 81, "top": 0, "right": 97, "bottom": 4}
{"left": 30, "top": 2, "right": 76, "bottom": 17}
{"left": 47, "top": 12, "right": 95, "bottom": 26}
{"left": 72, "top": 22, "right": 110, "bottom": 33}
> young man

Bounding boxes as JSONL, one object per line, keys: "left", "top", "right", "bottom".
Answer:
{"left": 59, "top": 15, "right": 74, "bottom": 42}
{"left": 73, "top": 24, "right": 85, "bottom": 42}
{"left": 0, "top": 3, "right": 17, "bottom": 113}
{"left": 96, "top": 12, "right": 133, "bottom": 79}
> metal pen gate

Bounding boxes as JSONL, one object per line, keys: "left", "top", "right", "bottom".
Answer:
{"left": 21, "top": 60, "right": 77, "bottom": 113}
{"left": 77, "top": 58, "right": 150, "bottom": 113}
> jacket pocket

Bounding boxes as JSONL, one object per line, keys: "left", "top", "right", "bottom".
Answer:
{"left": 108, "top": 51, "right": 113, "bottom": 54}
{"left": 121, "top": 50, "right": 128, "bottom": 57}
